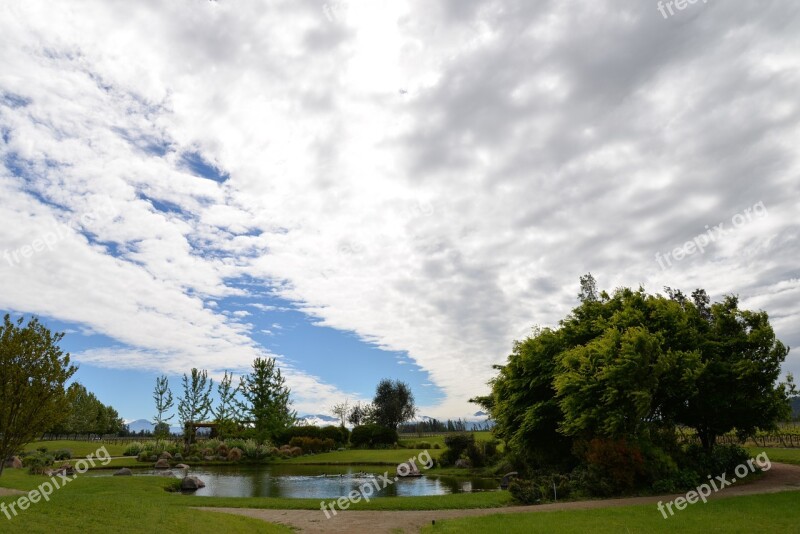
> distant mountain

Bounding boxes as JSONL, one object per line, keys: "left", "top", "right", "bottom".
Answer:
{"left": 296, "top": 414, "right": 340, "bottom": 427}
{"left": 124, "top": 418, "right": 183, "bottom": 435}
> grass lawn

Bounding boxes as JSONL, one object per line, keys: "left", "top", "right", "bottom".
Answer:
{"left": 25, "top": 440, "right": 129, "bottom": 457}
{"left": 280, "top": 447, "right": 443, "bottom": 465}
{"left": 421, "top": 491, "right": 800, "bottom": 533}
{"left": 747, "top": 447, "right": 800, "bottom": 466}
{"left": 0, "top": 469, "right": 290, "bottom": 534}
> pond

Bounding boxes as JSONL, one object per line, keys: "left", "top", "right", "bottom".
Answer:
{"left": 103, "top": 464, "right": 500, "bottom": 498}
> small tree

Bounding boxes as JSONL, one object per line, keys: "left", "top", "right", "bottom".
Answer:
{"left": 331, "top": 399, "right": 350, "bottom": 427}
{"left": 214, "top": 370, "right": 241, "bottom": 438}
{"left": 239, "top": 357, "right": 296, "bottom": 444}
{"left": 178, "top": 368, "right": 214, "bottom": 443}
{"left": 0, "top": 315, "right": 77, "bottom": 476}
{"left": 348, "top": 401, "right": 374, "bottom": 427}
{"left": 371, "top": 379, "right": 416, "bottom": 430}
{"left": 152, "top": 375, "right": 174, "bottom": 442}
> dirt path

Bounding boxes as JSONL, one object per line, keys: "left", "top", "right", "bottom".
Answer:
{"left": 0, "top": 487, "right": 25, "bottom": 496}
{"left": 200, "top": 462, "right": 800, "bottom": 533}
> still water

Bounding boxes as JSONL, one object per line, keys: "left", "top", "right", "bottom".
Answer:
{"left": 112, "top": 464, "right": 499, "bottom": 498}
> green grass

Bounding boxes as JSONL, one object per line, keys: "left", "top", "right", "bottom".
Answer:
{"left": 194, "top": 490, "right": 513, "bottom": 511}
{"left": 25, "top": 440, "right": 129, "bottom": 457}
{"left": 281, "top": 447, "right": 443, "bottom": 464}
{"left": 747, "top": 447, "right": 800, "bottom": 466}
{"left": 0, "top": 469, "right": 290, "bottom": 533}
{"left": 421, "top": 491, "right": 800, "bottom": 533}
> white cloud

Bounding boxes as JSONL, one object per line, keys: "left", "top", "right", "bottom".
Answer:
{"left": 1, "top": 0, "right": 798, "bottom": 419}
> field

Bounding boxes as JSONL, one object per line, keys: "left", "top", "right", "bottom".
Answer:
{"left": 2, "top": 442, "right": 800, "bottom": 533}
{"left": 420, "top": 491, "right": 800, "bottom": 533}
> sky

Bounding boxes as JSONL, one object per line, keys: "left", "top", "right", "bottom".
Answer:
{"left": 0, "top": 0, "right": 798, "bottom": 423}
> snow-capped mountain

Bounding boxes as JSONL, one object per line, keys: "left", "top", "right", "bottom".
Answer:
{"left": 295, "top": 414, "right": 341, "bottom": 427}
{"left": 124, "top": 418, "right": 183, "bottom": 435}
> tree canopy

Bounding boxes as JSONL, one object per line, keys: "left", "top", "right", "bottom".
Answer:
{"left": 371, "top": 379, "right": 416, "bottom": 430}
{"left": 0, "top": 315, "right": 77, "bottom": 476}
{"left": 239, "top": 357, "right": 296, "bottom": 443}
{"left": 474, "top": 276, "right": 793, "bottom": 473}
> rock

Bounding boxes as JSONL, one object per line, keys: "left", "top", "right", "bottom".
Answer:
{"left": 159, "top": 451, "right": 173, "bottom": 460}
{"left": 396, "top": 461, "right": 422, "bottom": 477}
{"left": 3, "top": 456, "right": 23, "bottom": 469}
{"left": 204, "top": 455, "right": 216, "bottom": 462}
{"left": 158, "top": 470, "right": 175, "bottom": 477}
{"left": 113, "top": 468, "right": 133, "bottom": 476}
{"left": 454, "top": 459, "right": 471, "bottom": 468}
{"left": 175, "top": 464, "right": 190, "bottom": 469}
{"left": 154, "top": 458, "right": 171, "bottom": 469}
{"left": 180, "top": 476, "right": 206, "bottom": 491}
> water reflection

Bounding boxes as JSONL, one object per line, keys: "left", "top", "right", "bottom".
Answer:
{"left": 171, "top": 464, "right": 498, "bottom": 498}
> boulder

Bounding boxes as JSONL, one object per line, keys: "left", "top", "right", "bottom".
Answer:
{"left": 175, "top": 464, "right": 190, "bottom": 469}
{"left": 180, "top": 476, "right": 206, "bottom": 491}
{"left": 154, "top": 458, "right": 171, "bottom": 469}
{"left": 454, "top": 459, "right": 471, "bottom": 468}
{"left": 158, "top": 470, "right": 175, "bottom": 477}
{"left": 113, "top": 468, "right": 133, "bottom": 476}
{"left": 159, "top": 451, "right": 173, "bottom": 460}
{"left": 3, "top": 456, "right": 23, "bottom": 469}
{"left": 396, "top": 461, "right": 422, "bottom": 477}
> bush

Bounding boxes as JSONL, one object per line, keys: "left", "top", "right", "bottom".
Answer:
{"left": 509, "top": 473, "right": 572, "bottom": 504}
{"left": 288, "top": 437, "right": 335, "bottom": 454}
{"left": 123, "top": 442, "right": 145, "bottom": 457}
{"left": 433, "top": 443, "right": 441, "bottom": 449}
{"left": 137, "top": 452, "right": 150, "bottom": 462}
{"left": 23, "top": 452, "right": 54, "bottom": 474}
{"left": 684, "top": 444, "right": 750, "bottom": 479}
{"left": 227, "top": 447, "right": 243, "bottom": 461}
{"left": 276, "top": 425, "right": 349, "bottom": 447}
{"left": 350, "top": 425, "right": 398, "bottom": 448}
{"left": 441, "top": 433, "right": 476, "bottom": 466}
{"left": 53, "top": 449, "right": 72, "bottom": 461}
{"left": 574, "top": 438, "right": 646, "bottom": 496}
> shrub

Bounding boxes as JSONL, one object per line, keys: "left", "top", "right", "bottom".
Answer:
{"left": 23, "top": 453, "right": 54, "bottom": 474}
{"left": 288, "top": 437, "right": 335, "bottom": 453}
{"left": 137, "top": 452, "right": 150, "bottom": 462}
{"left": 216, "top": 443, "right": 229, "bottom": 456}
{"left": 433, "top": 443, "right": 441, "bottom": 449}
{"left": 350, "top": 425, "right": 398, "bottom": 448}
{"left": 441, "top": 433, "right": 476, "bottom": 466}
{"left": 575, "top": 438, "right": 646, "bottom": 496}
{"left": 289, "top": 446, "right": 303, "bottom": 457}
{"left": 684, "top": 444, "right": 750, "bottom": 479}
{"left": 53, "top": 449, "right": 72, "bottom": 461}
{"left": 227, "top": 447, "right": 243, "bottom": 462}
{"left": 509, "top": 474, "right": 572, "bottom": 504}
{"left": 123, "top": 442, "right": 145, "bottom": 457}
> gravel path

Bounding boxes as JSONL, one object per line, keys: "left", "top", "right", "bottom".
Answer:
{"left": 200, "top": 462, "right": 800, "bottom": 533}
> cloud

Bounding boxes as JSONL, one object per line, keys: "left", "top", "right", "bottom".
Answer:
{"left": 1, "top": 0, "right": 798, "bottom": 418}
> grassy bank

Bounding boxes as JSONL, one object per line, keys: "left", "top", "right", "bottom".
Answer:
{"left": 421, "top": 491, "right": 800, "bottom": 533}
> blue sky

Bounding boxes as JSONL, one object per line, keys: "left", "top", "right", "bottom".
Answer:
{"left": 0, "top": 1, "right": 799, "bottom": 422}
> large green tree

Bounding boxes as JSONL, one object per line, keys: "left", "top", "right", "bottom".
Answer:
{"left": 475, "top": 276, "right": 793, "bottom": 470}
{"left": 50, "top": 383, "right": 124, "bottom": 435}
{"left": 371, "top": 379, "right": 416, "bottom": 430}
{"left": 239, "top": 357, "right": 295, "bottom": 443}
{"left": 0, "top": 315, "right": 77, "bottom": 476}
